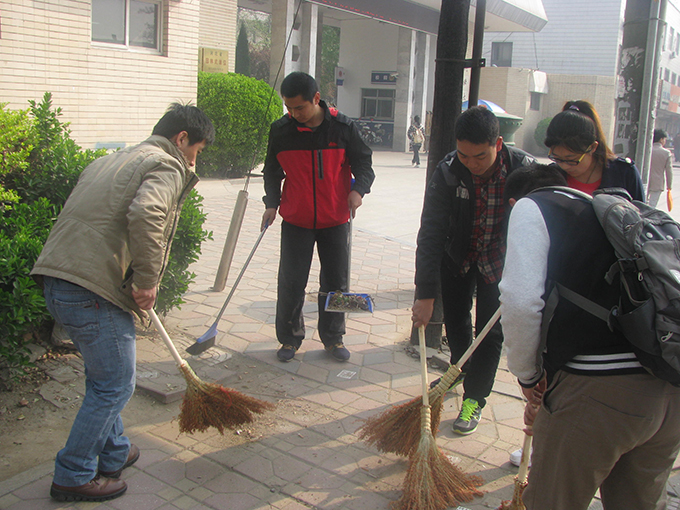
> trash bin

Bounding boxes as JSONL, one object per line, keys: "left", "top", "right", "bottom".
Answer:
{"left": 495, "top": 111, "right": 523, "bottom": 146}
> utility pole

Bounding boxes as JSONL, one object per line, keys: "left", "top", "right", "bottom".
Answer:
{"left": 410, "top": 0, "right": 471, "bottom": 348}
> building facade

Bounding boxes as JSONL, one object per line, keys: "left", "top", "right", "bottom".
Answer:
{"left": 0, "top": 0, "right": 237, "bottom": 149}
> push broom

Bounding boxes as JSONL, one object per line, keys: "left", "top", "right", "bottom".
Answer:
{"left": 391, "top": 325, "right": 483, "bottom": 510}
{"left": 149, "top": 308, "right": 274, "bottom": 434}
{"left": 358, "top": 308, "right": 501, "bottom": 457}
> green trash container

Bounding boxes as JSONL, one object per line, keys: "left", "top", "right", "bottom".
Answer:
{"left": 496, "top": 111, "right": 523, "bottom": 146}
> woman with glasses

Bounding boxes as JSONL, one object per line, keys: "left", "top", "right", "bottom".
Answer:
{"left": 544, "top": 100, "right": 644, "bottom": 200}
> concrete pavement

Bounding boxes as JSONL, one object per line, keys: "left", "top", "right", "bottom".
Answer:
{"left": 1, "top": 151, "right": 680, "bottom": 510}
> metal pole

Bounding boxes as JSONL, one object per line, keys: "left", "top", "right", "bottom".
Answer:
{"left": 468, "top": 0, "right": 487, "bottom": 107}
{"left": 638, "top": 0, "right": 667, "bottom": 188}
{"left": 212, "top": 189, "right": 249, "bottom": 292}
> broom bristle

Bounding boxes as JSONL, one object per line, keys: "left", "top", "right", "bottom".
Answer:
{"left": 391, "top": 420, "right": 483, "bottom": 510}
{"left": 357, "top": 395, "right": 444, "bottom": 457}
{"left": 357, "top": 365, "right": 460, "bottom": 457}
{"left": 178, "top": 364, "right": 275, "bottom": 435}
{"left": 496, "top": 478, "right": 527, "bottom": 510}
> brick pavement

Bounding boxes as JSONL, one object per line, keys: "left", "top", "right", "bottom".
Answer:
{"left": 1, "top": 152, "right": 679, "bottom": 509}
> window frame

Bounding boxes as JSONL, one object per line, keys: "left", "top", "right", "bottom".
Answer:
{"left": 91, "top": 0, "right": 163, "bottom": 54}
{"left": 360, "top": 88, "right": 396, "bottom": 121}
{"left": 490, "top": 41, "right": 513, "bottom": 67}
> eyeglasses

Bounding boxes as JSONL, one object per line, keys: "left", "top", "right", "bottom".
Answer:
{"left": 548, "top": 144, "right": 595, "bottom": 166}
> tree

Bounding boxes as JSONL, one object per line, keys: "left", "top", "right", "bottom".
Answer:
{"left": 238, "top": 8, "right": 271, "bottom": 82}
{"left": 319, "top": 25, "right": 340, "bottom": 103}
{"left": 235, "top": 23, "right": 250, "bottom": 76}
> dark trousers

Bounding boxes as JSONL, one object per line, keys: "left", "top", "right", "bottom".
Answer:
{"left": 276, "top": 220, "right": 349, "bottom": 348}
{"left": 440, "top": 261, "right": 503, "bottom": 408}
{"left": 412, "top": 143, "right": 422, "bottom": 165}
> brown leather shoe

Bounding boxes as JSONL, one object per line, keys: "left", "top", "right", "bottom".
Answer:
{"left": 99, "top": 444, "right": 140, "bottom": 478}
{"left": 51, "top": 476, "right": 127, "bottom": 502}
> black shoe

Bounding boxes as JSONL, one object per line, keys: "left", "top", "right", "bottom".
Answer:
{"left": 429, "top": 372, "right": 465, "bottom": 391}
{"left": 99, "top": 444, "right": 140, "bottom": 478}
{"left": 51, "top": 476, "right": 127, "bottom": 502}
{"left": 326, "top": 343, "right": 350, "bottom": 361}
{"left": 277, "top": 345, "right": 297, "bottom": 362}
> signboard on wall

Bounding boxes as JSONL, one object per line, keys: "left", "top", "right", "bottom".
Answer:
{"left": 335, "top": 67, "right": 345, "bottom": 86}
{"left": 371, "top": 71, "right": 397, "bottom": 84}
{"left": 199, "top": 48, "right": 229, "bottom": 73}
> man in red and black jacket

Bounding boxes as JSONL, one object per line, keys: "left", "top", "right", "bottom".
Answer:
{"left": 262, "top": 72, "right": 374, "bottom": 363}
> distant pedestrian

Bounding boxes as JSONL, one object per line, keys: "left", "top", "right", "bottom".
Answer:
{"left": 648, "top": 128, "right": 673, "bottom": 209}
{"left": 32, "top": 104, "right": 214, "bottom": 502}
{"left": 408, "top": 115, "right": 425, "bottom": 167}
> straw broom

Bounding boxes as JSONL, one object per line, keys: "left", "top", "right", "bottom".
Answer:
{"left": 149, "top": 309, "right": 274, "bottom": 435}
{"left": 391, "top": 326, "right": 483, "bottom": 510}
{"left": 358, "top": 308, "right": 501, "bottom": 457}
{"left": 497, "top": 430, "right": 532, "bottom": 510}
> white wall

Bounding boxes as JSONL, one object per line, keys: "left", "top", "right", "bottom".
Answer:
{"left": 336, "top": 18, "right": 399, "bottom": 118}
{"left": 481, "top": 0, "right": 624, "bottom": 77}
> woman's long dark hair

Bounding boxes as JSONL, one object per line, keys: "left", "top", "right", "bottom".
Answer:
{"left": 544, "top": 100, "right": 615, "bottom": 168}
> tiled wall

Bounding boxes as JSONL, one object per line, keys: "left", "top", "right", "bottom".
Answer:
{"left": 0, "top": 0, "right": 236, "bottom": 149}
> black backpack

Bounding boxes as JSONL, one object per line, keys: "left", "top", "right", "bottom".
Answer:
{"left": 546, "top": 187, "right": 680, "bottom": 385}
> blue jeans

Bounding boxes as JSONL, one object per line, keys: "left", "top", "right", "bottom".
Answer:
{"left": 43, "top": 277, "right": 136, "bottom": 486}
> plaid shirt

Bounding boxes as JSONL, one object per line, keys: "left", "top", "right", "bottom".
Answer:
{"left": 460, "top": 152, "right": 508, "bottom": 283}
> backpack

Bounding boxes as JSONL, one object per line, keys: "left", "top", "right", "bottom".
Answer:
{"left": 547, "top": 187, "right": 680, "bottom": 385}
{"left": 412, "top": 127, "right": 424, "bottom": 144}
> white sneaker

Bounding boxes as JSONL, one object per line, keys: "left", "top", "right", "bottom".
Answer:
{"left": 509, "top": 447, "right": 532, "bottom": 467}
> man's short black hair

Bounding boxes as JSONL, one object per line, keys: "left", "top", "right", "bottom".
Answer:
{"left": 280, "top": 72, "right": 319, "bottom": 102}
{"left": 654, "top": 129, "right": 668, "bottom": 143}
{"left": 152, "top": 102, "right": 215, "bottom": 146}
{"left": 455, "top": 106, "right": 500, "bottom": 145}
{"left": 503, "top": 163, "right": 567, "bottom": 207}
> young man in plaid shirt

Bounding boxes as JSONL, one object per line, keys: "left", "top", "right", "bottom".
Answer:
{"left": 412, "top": 106, "right": 535, "bottom": 434}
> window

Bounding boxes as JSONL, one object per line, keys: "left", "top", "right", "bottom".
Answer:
{"left": 92, "top": 0, "right": 161, "bottom": 51}
{"left": 673, "top": 73, "right": 678, "bottom": 86}
{"left": 491, "top": 42, "right": 513, "bottom": 67}
{"left": 530, "top": 92, "right": 541, "bottom": 111}
{"left": 671, "top": 28, "right": 676, "bottom": 51}
{"left": 665, "top": 68, "right": 671, "bottom": 82}
{"left": 361, "top": 89, "right": 395, "bottom": 120}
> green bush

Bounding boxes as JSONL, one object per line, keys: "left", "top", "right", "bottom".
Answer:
{"left": 0, "top": 199, "right": 57, "bottom": 384}
{"left": 0, "top": 104, "right": 36, "bottom": 209}
{"left": 197, "top": 72, "right": 281, "bottom": 178}
{"left": 534, "top": 117, "right": 553, "bottom": 155}
{"left": 156, "top": 190, "right": 213, "bottom": 316}
{"left": 5, "top": 93, "right": 106, "bottom": 206}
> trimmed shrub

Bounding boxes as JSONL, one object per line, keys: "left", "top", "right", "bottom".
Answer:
{"left": 534, "top": 117, "right": 553, "bottom": 156}
{"left": 0, "top": 199, "right": 57, "bottom": 385}
{"left": 197, "top": 72, "right": 282, "bottom": 177}
{"left": 0, "top": 104, "right": 36, "bottom": 209}
{"left": 156, "top": 190, "right": 213, "bottom": 316}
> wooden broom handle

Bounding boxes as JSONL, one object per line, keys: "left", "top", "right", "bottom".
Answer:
{"left": 518, "top": 429, "right": 533, "bottom": 483}
{"left": 419, "top": 325, "right": 430, "bottom": 407}
{"left": 458, "top": 307, "right": 501, "bottom": 369}
{"left": 149, "top": 308, "right": 186, "bottom": 368}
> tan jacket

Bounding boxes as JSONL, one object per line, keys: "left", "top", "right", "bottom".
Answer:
{"left": 649, "top": 142, "right": 673, "bottom": 192}
{"left": 32, "top": 135, "right": 198, "bottom": 318}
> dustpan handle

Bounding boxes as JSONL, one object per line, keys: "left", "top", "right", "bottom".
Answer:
{"left": 347, "top": 216, "right": 352, "bottom": 291}
{"left": 149, "top": 308, "right": 186, "bottom": 368}
{"left": 518, "top": 428, "right": 533, "bottom": 483}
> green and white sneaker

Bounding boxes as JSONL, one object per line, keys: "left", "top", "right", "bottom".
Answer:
{"left": 452, "top": 398, "right": 482, "bottom": 435}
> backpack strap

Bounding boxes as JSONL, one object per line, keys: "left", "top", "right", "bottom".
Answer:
{"left": 555, "top": 283, "right": 613, "bottom": 325}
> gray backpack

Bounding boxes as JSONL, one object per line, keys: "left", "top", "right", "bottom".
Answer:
{"left": 549, "top": 187, "right": 680, "bottom": 385}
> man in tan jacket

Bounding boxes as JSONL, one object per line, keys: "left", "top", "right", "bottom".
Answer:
{"left": 648, "top": 128, "right": 673, "bottom": 209}
{"left": 31, "top": 103, "right": 214, "bottom": 503}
